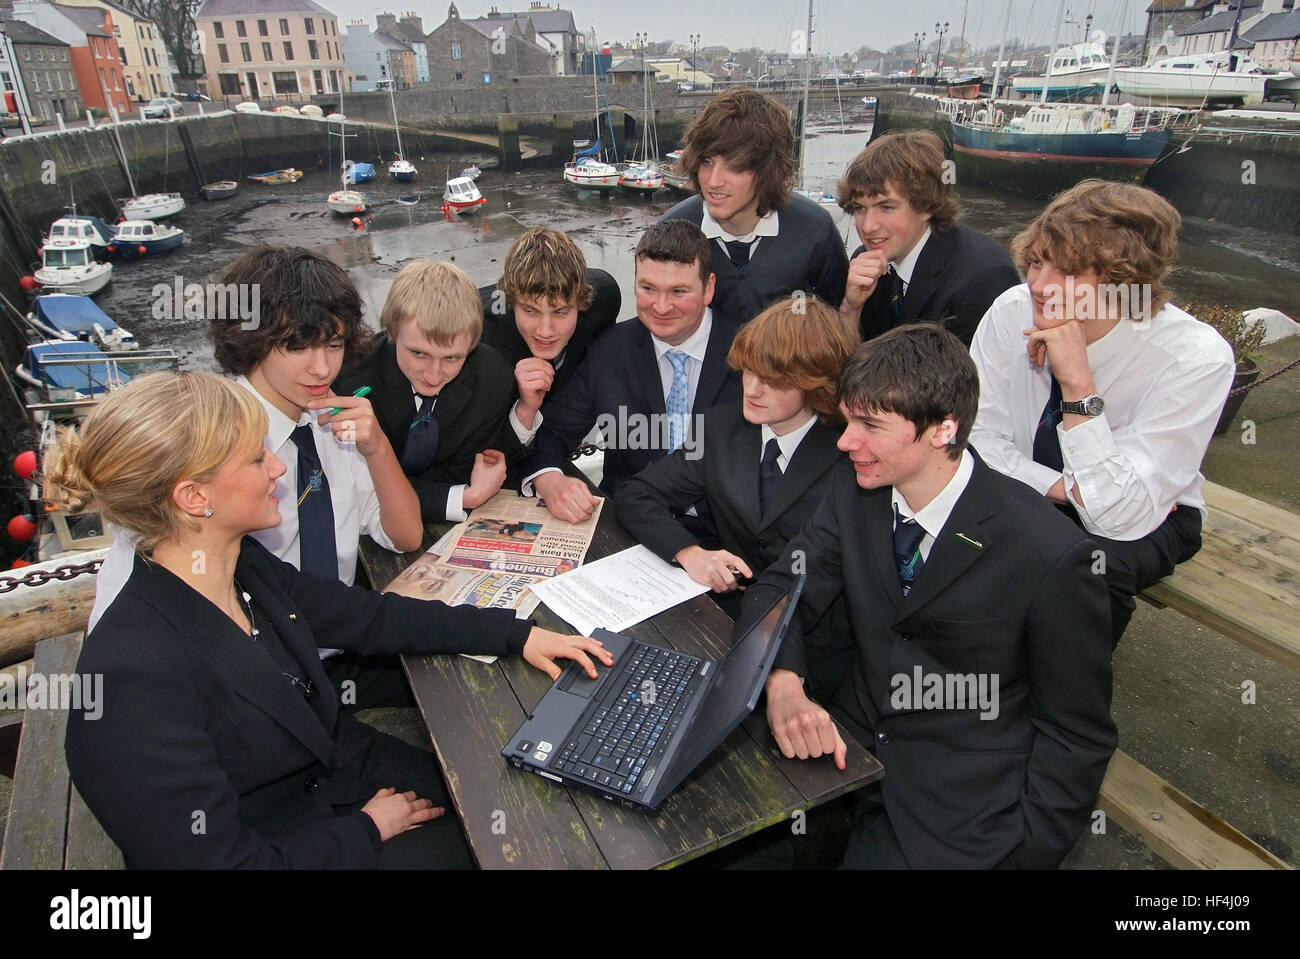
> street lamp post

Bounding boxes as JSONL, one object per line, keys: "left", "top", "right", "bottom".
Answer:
{"left": 1084, "top": 13, "right": 1093, "bottom": 44}
{"left": 690, "top": 33, "right": 699, "bottom": 89}
{"left": 934, "top": 21, "right": 949, "bottom": 83}
{"left": 913, "top": 31, "right": 925, "bottom": 77}
{"left": 0, "top": 21, "right": 34, "bottom": 137}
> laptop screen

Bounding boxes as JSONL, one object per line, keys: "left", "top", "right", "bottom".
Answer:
{"left": 656, "top": 576, "right": 806, "bottom": 792}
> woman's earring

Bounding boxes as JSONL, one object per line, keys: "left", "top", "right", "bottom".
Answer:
{"left": 202, "top": 508, "right": 213, "bottom": 518}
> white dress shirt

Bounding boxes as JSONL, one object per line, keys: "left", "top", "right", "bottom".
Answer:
{"left": 88, "top": 376, "right": 397, "bottom": 634}
{"left": 701, "top": 206, "right": 779, "bottom": 260}
{"left": 969, "top": 286, "right": 1235, "bottom": 541}
{"left": 892, "top": 449, "right": 975, "bottom": 562}
{"left": 759, "top": 412, "right": 819, "bottom": 473}
{"left": 891, "top": 226, "right": 932, "bottom": 294}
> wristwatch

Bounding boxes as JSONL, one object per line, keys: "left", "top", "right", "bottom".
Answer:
{"left": 1060, "top": 394, "right": 1105, "bottom": 416}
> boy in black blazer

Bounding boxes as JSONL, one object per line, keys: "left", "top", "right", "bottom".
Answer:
{"left": 616, "top": 296, "right": 857, "bottom": 700}
{"left": 335, "top": 260, "right": 517, "bottom": 525}
{"left": 836, "top": 130, "right": 1020, "bottom": 346}
{"left": 737, "top": 324, "right": 1116, "bottom": 868}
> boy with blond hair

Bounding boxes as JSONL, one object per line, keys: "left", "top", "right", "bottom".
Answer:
{"left": 335, "top": 259, "right": 517, "bottom": 523}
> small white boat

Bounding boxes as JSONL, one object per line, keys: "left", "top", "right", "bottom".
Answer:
{"left": 389, "top": 156, "right": 417, "bottom": 181}
{"left": 564, "top": 157, "right": 620, "bottom": 192}
{"left": 33, "top": 238, "right": 113, "bottom": 296}
{"left": 1115, "top": 52, "right": 1269, "bottom": 107}
{"left": 200, "top": 180, "right": 238, "bottom": 200}
{"left": 119, "top": 192, "right": 185, "bottom": 221}
{"left": 44, "top": 214, "right": 117, "bottom": 260}
{"left": 443, "top": 176, "right": 485, "bottom": 213}
{"left": 1011, "top": 38, "right": 1114, "bottom": 101}
{"left": 460, "top": 165, "right": 482, "bottom": 180}
{"left": 113, "top": 220, "right": 185, "bottom": 258}
{"left": 618, "top": 163, "right": 663, "bottom": 195}
{"left": 328, "top": 189, "right": 369, "bottom": 215}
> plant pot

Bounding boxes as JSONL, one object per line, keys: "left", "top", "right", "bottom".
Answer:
{"left": 1213, "top": 358, "right": 1261, "bottom": 436}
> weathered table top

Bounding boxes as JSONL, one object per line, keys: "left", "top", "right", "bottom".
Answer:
{"left": 359, "top": 497, "right": 882, "bottom": 869}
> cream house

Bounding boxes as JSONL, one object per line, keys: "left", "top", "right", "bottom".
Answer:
{"left": 196, "top": 0, "right": 347, "bottom": 102}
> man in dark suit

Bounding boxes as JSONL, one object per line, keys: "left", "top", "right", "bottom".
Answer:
{"left": 520, "top": 220, "right": 742, "bottom": 523}
{"left": 616, "top": 296, "right": 856, "bottom": 699}
{"left": 334, "top": 260, "right": 516, "bottom": 524}
{"left": 660, "top": 86, "right": 848, "bottom": 332}
{"left": 737, "top": 324, "right": 1116, "bottom": 868}
{"left": 836, "top": 130, "right": 1020, "bottom": 346}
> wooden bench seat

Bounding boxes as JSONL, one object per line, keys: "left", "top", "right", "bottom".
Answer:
{"left": 0, "top": 632, "right": 122, "bottom": 870}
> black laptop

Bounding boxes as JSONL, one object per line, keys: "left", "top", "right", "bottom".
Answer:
{"left": 502, "top": 576, "right": 806, "bottom": 813}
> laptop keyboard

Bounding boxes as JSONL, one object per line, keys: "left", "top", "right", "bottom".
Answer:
{"left": 552, "top": 645, "right": 703, "bottom": 796}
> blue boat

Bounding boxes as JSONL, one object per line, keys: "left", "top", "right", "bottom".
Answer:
{"left": 342, "top": 160, "right": 376, "bottom": 184}
{"left": 44, "top": 214, "right": 118, "bottom": 261}
{"left": 25, "top": 294, "right": 139, "bottom": 351}
{"left": 113, "top": 220, "right": 185, "bottom": 258}
{"left": 16, "top": 341, "right": 133, "bottom": 398}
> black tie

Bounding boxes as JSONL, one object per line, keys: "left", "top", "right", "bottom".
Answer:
{"left": 401, "top": 393, "right": 440, "bottom": 475}
{"left": 1032, "top": 375, "right": 1065, "bottom": 473}
{"left": 758, "top": 437, "right": 782, "bottom": 516}
{"left": 893, "top": 509, "right": 926, "bottom": 596}
{"left": 289, "top": 425, "right": 338, "bottom": 580}
{"left": 888, "top": 266, "right": 904, "bottom": 321}
{"left": 724, "top": 239, "right": 751, "bottom": 268}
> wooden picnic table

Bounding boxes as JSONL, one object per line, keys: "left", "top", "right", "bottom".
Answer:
{"left": 359, "top": 497, "right": 882, "bottom": 869}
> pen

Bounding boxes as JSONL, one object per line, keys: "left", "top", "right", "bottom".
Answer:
{"left": 329, "top": 385, "right": 371, "bottom": 415}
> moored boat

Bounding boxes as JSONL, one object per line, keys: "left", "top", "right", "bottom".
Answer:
{"left": 460, "top": 165, "right": 482, "bottom": 180}
{"left": 44, "top": 214, "right": 117, "bottom": 260}
{"left": 1011, "top": 38, "right": 1113, "bottom": 101}
{"left": 342, "top": 160, "right": 376, "bottom": 184}
{"left": 112, "top": 220, "right": 185, "bottom": 258}
{"left": 200, "top": 180, "right": 238, "bottom": 200}
{"left": 23, "top": 294, "right": 138, "bottom": 351}
{"left": 442, "top": 175, "right": 486, "bottom": 213}
{"left": 618, "top": 163, "right": 663, "bottom": 195}
{"left": 1115, "top": 51, "right": 1269, "bottom": 107}
{"left": 656, "top": 150, "right": 693, "bottom": 193}
{"left": 564, "top": 156, "right": 619, "bottom": 192}
{"left": 328, "top": 189, "right": 369, "bottom": 215}
{"left": 33, "top": 238, "right": 113, "bottom": 296}
{"left": 247, "top": 169, "right": 303, "bottom": 184}
{"left": 119, "top": 192, "right": 185, "bottom": 221}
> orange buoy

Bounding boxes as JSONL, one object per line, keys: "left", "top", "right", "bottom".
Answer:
{"left": 7, "top": 514, "right": 37, "bottom": 541}
{"left": 13, "top": 451, "right": 37, "bottom": 480}
{"left": 19, "top": 275, "right": 39, "bottom": 291}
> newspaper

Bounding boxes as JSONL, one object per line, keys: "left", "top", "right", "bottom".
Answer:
{"left": 383, "top": 491, "right": 604, "bottom": 659}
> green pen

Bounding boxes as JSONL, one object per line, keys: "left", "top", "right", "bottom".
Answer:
{"left": 329, "top": 385, "right": 371, "bottom": 415}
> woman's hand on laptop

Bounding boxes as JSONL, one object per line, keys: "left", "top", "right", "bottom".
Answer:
{"left": 524, "top": 627, "right": 615, "bottom": 681}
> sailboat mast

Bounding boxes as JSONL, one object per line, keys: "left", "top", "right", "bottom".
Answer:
{"left": 1041, "top": 0, "right": 1066, "bottom": 104}
{"left": 388, "top": 82, "right": 405, "bottom": 159}
{"left": 991, "top": 0, "right": 1012, "bottom": 100}
{"left": 957, "top": 0, "right": 968, "bottom": 73}
{"left": 797, "top": 0, "right": 813, "bottom": 184}
{"left": 1102, "top": 29, "right": 1120, "bottom": 107}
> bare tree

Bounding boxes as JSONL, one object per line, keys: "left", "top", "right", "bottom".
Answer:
{"left": 116, "top": 0, "right": 205, "bottom": 83}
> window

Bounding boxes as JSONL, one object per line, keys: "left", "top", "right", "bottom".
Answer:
{"left": 219, "top": 73, "right": 240, "bottom": 94}
{"left": 305, "top": 19, "right": 315, "bottom": 35}
{"left": 309, "top": 40, "right": 318, "bottom": 59}
{"left": 56, "top": 71, "right": 63, "bottom": 90}
{"left": 214, "top": 22, "right": 224, "bottom": 39}
{"left": 119, "top": 49, "right": 127, "bottom": 66}
{"left": 37, "top": 49, "right": 44, "bottom": 61}
{"left": 218, "top": 43, "right": 229, "bottom": 64}
{"left": 279, "top": 19, "right": 290, "bottom": 36}
{"left": 262, "top": 42, "right": 272, "bottom": 60}
{"left": 241, "top": 42, "right": 251, "bottom": 62}
{"left": 31, "top": 72, "right": 40, "bottom": 93}
{"left": 236, "top": 21, "right": 246, "bottom": 38}
{"left": 258, "top": 20, "right": 268, "bottom": 37}
{"left": 99, "top": 67, "right": 107, "bottom": 88}
{"left": 272, "top": 70, "right": 298, "bottom": 93}
{"left": 149, "top": 75, "right": 157, "bottom": 94}
{"left": 283, "top": 42, "right": 293, "bottom": 60}
{"left": 313, "top": 69, "right": 322, "bottom": 92}
{"left": 454, "top": 71, "right": 462, "bottom": 80}
{"left": 452, "top": 41, "right": 461, "bottom": 59}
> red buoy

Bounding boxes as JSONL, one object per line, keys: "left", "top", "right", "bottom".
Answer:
{"left": 7, "top": 514, "right": 37, "bottom": 542}
{"left": 106, "top": 244, "right": 117, "bottom": 253}
{"left": 10, "top": 558, "right": 34, "bottom": 569}
{"left": 14, "top": 450, "right": 37, "bottom": 480}
{"left": 19, "top": 276, "right": 39, "bottom": 291}
{"left": 138, "top": 245, "right": 148, "bottom": 254}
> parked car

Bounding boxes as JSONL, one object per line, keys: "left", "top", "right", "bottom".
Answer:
{"left": 234, "top": 101, "right": 262, "bottom": 114}
{"left": 143, "top": 97, "right": 184, "bottom": 118}
{"left": 186, "top": 91, "right": 212, "bottom": 102}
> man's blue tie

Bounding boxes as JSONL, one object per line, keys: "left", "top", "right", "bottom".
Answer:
{"left": 665, "top": 350, "right": 690, "bottom": 453}
{"left": 1032, "top": 375, "right": 1065, "bottom": 473}
{"left": 401, "top": 393, "right": 440, "bottom": 475}
{"left": 758, "top": 437, "right": 782, "bottom": 516}
{"left": 893, "top": 508, "right": 926, "bottom": 596}
{"left": 289, "top": 425, "right": 338, "bottom": 580}
{"left": 723, "top": 239, "right": 751, "bottom": 268}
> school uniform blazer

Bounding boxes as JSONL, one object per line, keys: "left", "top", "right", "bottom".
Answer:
{"left": 854, "top": 223, "right": 1021, "bottom": 346}
{"left": 736, "top": 452, "right": 1116, "bottom": 869}
{"left": 64, "top": 537, "right": 531, "bottom": 869}
{"left": 615, "top": 402, "right": 843, "bottom": 575}
{"left": 334, "top": 333, "right": 518, "bottom": 523}
{"left": 477, "top": 268, "right": 622, "bottom": 398}
{"left": 519, "top": 314, "right": 743, "bottom": 497}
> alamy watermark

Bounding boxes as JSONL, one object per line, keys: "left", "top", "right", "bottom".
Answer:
{"left": 151, "top": 278, "right": 261, "bottom": 330}
{"left": 50, "top": 890, "right": 150, "bottom": 939}
{"left": 593, "top": 407, "right": 704, "bottom": 460}
{"left": 0, "top": 666, "right": 102, "bottom": 720}
{"left": 1042, "top": 277, "right": 1153, "bottom": 325}
{"left": 889, "top": 666, "right": 999, "bottom": 720}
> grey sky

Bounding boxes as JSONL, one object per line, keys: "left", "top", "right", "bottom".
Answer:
{"left": 328, "top": 0, "right": 1150, "bottom": 57}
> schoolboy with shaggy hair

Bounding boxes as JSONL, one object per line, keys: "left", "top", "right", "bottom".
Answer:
{"left": 335, "top": 259, "right": 518, "bottom": 524}
{"left": 661, "top": 86, "right": 848, "bottom": 334}
{"left": 970, "top": 179, "right": 1234, "bottom": 646}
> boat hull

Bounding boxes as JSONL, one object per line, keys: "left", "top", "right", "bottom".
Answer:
{"left": 120, "top": 193, "right": 185, "bottom": 220}
{"left": 200, "top": 181, "right": 238, "bottom": 200}
{"left": 328, "top": 191, "right": 370, "bottom": 215}
{"left": 949, "top": 121, "right": 1173, "bottom": 198}
{"left": 247, "top": 169, "right": 303, "bottom": 184}
{"left": 115, "top": 233, "right": 185, "bottom": 258}
{"left": 1114, "top": 69, "right": 1266, "bottom": 106}
{"left": 33, "top": 264, "right": 113, "bottom": 296}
